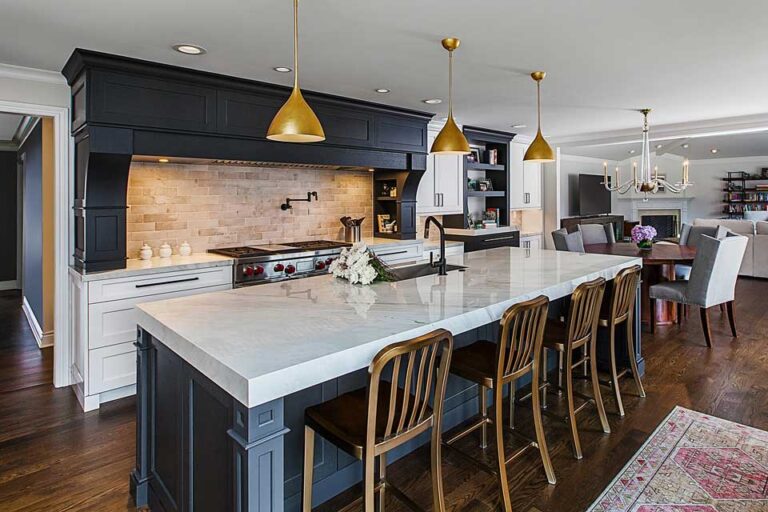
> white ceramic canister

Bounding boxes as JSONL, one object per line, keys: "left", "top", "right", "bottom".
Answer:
{"left": 140, "top": 243, "right": 153, "bottom": 260}
{"left": 159, "top": 243, "right": 173, "bottom": 258}
{"left": 179, "top": 241, "right": 192, "bottom": 256}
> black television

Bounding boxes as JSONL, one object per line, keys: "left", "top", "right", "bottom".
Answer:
{"left": 578, "top": 174, "right": 611, "bottom": 216}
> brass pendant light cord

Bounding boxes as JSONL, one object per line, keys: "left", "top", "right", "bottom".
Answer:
{"left": 536, "top": 79, "right": 542, "bottom": 133}
{"left": 293, "top": 0, "right": 299, "bottom": 89}
{"left": 448, "top": 49, "right": 453, "bottom": 117}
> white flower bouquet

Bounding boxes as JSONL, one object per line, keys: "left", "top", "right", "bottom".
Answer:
{"left": 329, "top": 242, "right": 394, "bottom": 285}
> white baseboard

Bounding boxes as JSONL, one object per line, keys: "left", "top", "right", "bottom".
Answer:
{"left": 0, "top": 280, "right": 19, "bottom": 291}
{"left": 22, "top": 296, "right": 54, "bottom": 349}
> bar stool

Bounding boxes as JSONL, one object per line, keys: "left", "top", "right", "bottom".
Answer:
{"left": 443, "top": 296, "right": 555, "bottom": 512}
{"left": 539, "top": 277, "right": 610, "bottom": 460}
{"left": 599, "top": 265, "right": 645, "bottom": 417}
{"left": 302, "top": 329, "right": 453, "bottom": 512}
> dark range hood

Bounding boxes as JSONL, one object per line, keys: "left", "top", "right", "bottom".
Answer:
{"left": 62, "top": 49, "right": 433, "bottom": 272}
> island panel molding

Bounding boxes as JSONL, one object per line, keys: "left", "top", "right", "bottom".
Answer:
{"left": 135, "top": 247, "right": 642, "bottom": 408}
{"left": 62, "top": 49, "right": 433, "bottom": 272}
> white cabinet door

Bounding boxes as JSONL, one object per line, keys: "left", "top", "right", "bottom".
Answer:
{"left": 417, "top": 131, "right": 438, "bottom": 213}
{"left": 434, "top": 152, "right": 463, "bottom": 214}
{"left": 509, "top": 142, "right": 526, "bottom": 209}
{"left": 523, "top": 161, "right": 542, "bottom": 208}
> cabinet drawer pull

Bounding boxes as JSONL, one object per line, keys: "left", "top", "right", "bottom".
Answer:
{"left": 483, "top": 236, "right": 518, "bottom": 243}
{"left": 135, "top": 277, "right": 200, "bottom": 289}
{"left": 377, "top": 250, "right": 409, "bottom": 257}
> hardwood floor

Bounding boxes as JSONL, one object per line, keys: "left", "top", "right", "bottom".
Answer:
{"left": 0, "top": 280, "right": 766, "bottom": 511}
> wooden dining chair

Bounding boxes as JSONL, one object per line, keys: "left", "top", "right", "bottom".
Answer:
{"left": 443, "top": 296, "right": 555, "bottom": 512}
{"left": 598, "top": 265, "right": 645, "bottom": 417}
{"left": 539, "top": 277, "right": 610, "bottom": 459}
{"left": 303, "top": 329, "right": 453, "bottom": 512}
{"left": 650, "top": 234, "right": 747, "bottom": 347}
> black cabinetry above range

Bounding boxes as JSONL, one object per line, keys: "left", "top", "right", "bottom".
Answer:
{"left": 62, "top": 49, "right": 433, "bottom": 271}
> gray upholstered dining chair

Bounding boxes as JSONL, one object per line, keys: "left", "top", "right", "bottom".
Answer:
{"left": 649, "top": 233, "right": 748, "bottom": 347}
{"left": 676, "top": 224, "right": 727, "bottom": 280}
{"left": 577, "top": 223, "right": 616, "bottom": 245}
{"left": 551, "top": 228, "right": 585, "bottom": 252}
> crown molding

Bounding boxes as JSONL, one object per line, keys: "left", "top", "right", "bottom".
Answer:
{"left": 0, "top": 62, "right": 66, "bottom": 85}
{"left": 0, "top": 141, "right": 17, "bottom": 151}
{"left": 558, "top": 153, "right": 619, "bottom": 164}
{"left": 551, "top": 113, "right": 768, "bottom": 147}
{"left": 685, "top": 154, "right": 768, "bottom": 165}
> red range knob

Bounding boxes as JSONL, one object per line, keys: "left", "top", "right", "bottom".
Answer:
{"left": 325, "top": 258, "right": 334, "bottom": 265}
{"left": 274, "top": 263, "right": 285, "bottom": 272}
{"left": 254, "top": 265, "right": 264, "bottom": 275}
{"left": 315, "top": 261, "right": 326, "bottom": 270}
{"left": 285, "top": 264, "right": 296, "bottom": 274}
{"left": 244, "top": 265, "right": 255, "bottom": 276}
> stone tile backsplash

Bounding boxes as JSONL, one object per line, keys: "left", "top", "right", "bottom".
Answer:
{"left": 126, "top": 163, "right": 373, "bottom": 258}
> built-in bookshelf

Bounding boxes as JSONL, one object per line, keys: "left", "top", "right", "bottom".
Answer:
{"left": 443, "top": 126, "right": 514, "bottom": 229}
{"left": 722, "top": 170, "right": 768, "bottom": 218}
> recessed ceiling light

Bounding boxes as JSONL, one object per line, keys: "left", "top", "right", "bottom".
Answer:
{"left": 375, "top": 88, "right": 391, "bottom": 94}
{"left": 423, "top": 98, "right": 443, "bottom": 105}
{"left": 655, "top": 144, "right": 663, "bottom": 149}
{"left": 629, "top": 149, "right": 636, "bottom": 154}
{"left": 172, "top": 44, "right": 207, "bottom": 56}
{"left": 710, "top": 148, "right": 719, "bottom": 154}
{"left": 273, "top": 66, "right": 292, "bottom": 73}
{"left": 682, "top": 143, "right": 689, "bottom": 149}
{"left": 511, "top": 124, "right": 527, "bottom": 129}
{"left": 158, "top": 158, "right": 170, "bottom": 163}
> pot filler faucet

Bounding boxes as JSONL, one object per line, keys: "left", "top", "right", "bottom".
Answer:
{"left": 424, "top": 216, "right": 447, "bottom": 276}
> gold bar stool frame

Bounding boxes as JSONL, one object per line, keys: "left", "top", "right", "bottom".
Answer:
{"left": 598, "top": 265, "right": 646, "bottom": 417}
{"left": 443, "top": 296, "right": 556, "bottom": 512}
{"left": 538, "top": 277, "right": 610, "bottom": 460}
{"left": 302, "top": 329, "right": 453, "bottom": 512}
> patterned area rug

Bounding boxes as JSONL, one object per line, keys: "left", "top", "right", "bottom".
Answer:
{"left": 588, "top": 406, "right": 768, "bottom": 512}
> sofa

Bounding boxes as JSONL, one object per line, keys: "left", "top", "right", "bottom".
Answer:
{"left": 692, "top": 219, "right": 765, "bottom": 277}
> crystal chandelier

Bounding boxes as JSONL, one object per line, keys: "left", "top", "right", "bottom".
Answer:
{"left": 603, "top": 109, "right": 692, "bottom": 198}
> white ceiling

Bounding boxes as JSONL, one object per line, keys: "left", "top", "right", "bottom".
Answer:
{"left": 0, "top": 112, "right": 23, "bottom": 142}
{"left": 563, "top": 131, "right": 768, "bottom": 161}
{"left": 1, "top": 1, "right": 767, "bottom": 138}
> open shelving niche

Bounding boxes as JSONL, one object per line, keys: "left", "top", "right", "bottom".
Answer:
{"left": 443, "top": 126, "right": 515, "bottom": 229}
{"left": 722, "top": 169, "right": 768, "bottom": 218}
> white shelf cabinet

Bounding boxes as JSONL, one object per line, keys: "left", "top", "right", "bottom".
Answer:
{"left": 69, "top": 264, "right": 233, "bottom": 411}
{"left": 510, "top": 141, "right": 542, "bottom": 209}
{"left": 417, "top": 128, "right": 464, "bottom": 215}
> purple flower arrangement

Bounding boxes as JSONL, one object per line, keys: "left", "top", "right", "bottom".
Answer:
{"left": 631, "top": 224, "right": 657, "bottom": 249}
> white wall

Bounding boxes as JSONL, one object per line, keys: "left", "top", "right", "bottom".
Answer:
{"left": 681, "top": 156, "right": 768, "bottom": 220}
{"left": 558, "top": 153, "right": 620, "bottom": 217}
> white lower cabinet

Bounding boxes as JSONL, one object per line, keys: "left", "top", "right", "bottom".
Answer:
{"left": 520, "top": 234, "right": 542, "bottom": 250}
{"left": 69, "top": 264, "right": 233, "bottom": 411}
{"left": 372, "top": 242, "right": 423, "bottom": 264}
{"left": 422, "top": 243, "right": 464, "bottom": 261}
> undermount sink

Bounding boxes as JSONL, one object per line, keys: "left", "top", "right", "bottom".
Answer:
{"left": 389, "top": 263, "right": 467, "bottom": 281}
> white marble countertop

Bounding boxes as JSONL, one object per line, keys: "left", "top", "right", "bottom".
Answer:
{"left": 70, "top": 253, "right": 234, "bottom": 282}
{"left": 135, "top": 247, "right": 641, "bottom": 408}
{"left": 445, "top": 226, "right": 519, "bottom": 236}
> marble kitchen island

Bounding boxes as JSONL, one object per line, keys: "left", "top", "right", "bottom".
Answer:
{"left": 130, "top": 247, "right": 642, "bottom": 512}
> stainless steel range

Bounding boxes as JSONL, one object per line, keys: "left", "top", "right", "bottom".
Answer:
{"left": 209, "top": 240, "right": 351, "bottom": 287}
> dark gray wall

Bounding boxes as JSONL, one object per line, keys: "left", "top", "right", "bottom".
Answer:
{"left": 19, "top": 122, "right": 43, "bottom": 322}
{"left": 0, "top": 151, "right": 17, "bottom": 282}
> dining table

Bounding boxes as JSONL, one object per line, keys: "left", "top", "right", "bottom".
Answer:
{"left": 584, "top": 242, "right": 697, "bottom": 329}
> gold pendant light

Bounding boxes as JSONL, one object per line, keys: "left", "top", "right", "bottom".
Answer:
{"left": 523, "top": 71, "right": 555, "bottom": 162}
{"left": 431, "top": 38, "right": 470, "bottom": 155}
{"left": 267, "top": 0, "right": 325, "bottom": 143}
